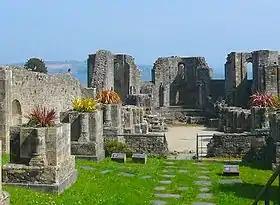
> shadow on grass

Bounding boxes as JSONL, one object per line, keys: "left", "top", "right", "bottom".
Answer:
{"left": 218, "top": 182, "right": 279, "bottom": 202}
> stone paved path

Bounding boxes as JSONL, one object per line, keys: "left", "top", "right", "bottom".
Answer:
{"left": 150, "top": 158, "right": 218, "bottom": 205}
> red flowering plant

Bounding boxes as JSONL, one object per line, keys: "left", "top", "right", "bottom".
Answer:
{"left": 25, "top": 105, "right": 56, "bottom": 127}
{"left": 249, "top": 91, "right": 275, "bottom": 108}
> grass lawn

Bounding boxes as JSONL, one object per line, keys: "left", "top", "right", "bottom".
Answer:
{"left": 2, "top": 154, "right": 279, "bottom": 205}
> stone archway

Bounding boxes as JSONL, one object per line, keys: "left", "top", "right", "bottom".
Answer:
{"left": 12, "top": 99, "right": 22, "bottom": 126}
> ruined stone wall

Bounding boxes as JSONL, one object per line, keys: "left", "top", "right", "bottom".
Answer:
{"left": 224, "top": 52, "right": 252, "bottom": 107}
{"left": 151, "top": 56, "right": 211, "bottom": 108}
{"left": 207, "top": 133, "right": 253, "bottom": 157}
{"left": 225, "top": 50, "right": 280, "bottom": 107}
{"left": 0, "top": 68, "right": 83, "bottom": 152}
{"left": 87, "top": 50, "right": 114, "bottom": 92}
{"left": 124, "top": 134, "right": 168, "bottom": 156}
{"left": 210, "top": 80, "right": 225, "bottom": 101}
{"left": 114, "top": 54, "right": 141, "bottom": 100}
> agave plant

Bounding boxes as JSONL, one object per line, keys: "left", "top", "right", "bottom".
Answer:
{"left": 249, "top": 91, "right": 275, "bottom": 108}
{"left": 95, "top": 90, "right": 121, "bottom": 104}
{"left": 72, "top": 97, "right": 98, "bottom": 112}
{"left": 26, "top": 105, "right": 56, "bottom": 127}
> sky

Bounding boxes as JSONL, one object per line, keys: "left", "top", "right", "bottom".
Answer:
{"left": 1, "top": 0, "right": 280, "bottom": 72}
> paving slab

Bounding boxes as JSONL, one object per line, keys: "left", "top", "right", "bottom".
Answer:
{"left": 100, "top": 169, "right": 112, "bottom": 174}
{"left": 120, "top": 172, "right": 135, "bottom": 177}
{"left": 162, "top": 174, "right": 176, "bottom": 178}
{"left": 154, "top": 186, "right": 166, "bottom": 191}
{"left": 142, "top": 175, "right": 152, "bottom": 179}
{"left": 159, "top": 180, "right": 172, "bottom": 184}
{"left": 198, "top": 176, "right": 209, "bottom": 180}
{"left": 151, "top": 200, "right": 167, "bottom": 205}
{"left": 197, "top": 193, "right": 213, "bottom": 199}
{"left": 200, "top": 187, "right": 210, "bottom": 192}
{"left": 199, "top": 170, "right": 210, "bottom": 174}
{"left": 178, "top": 169, "right": 188, "bottom": 173}
{"left": 194, "top": 180, "right": 212, "bottom": 186}
{"left": 219, "top": 178, "right": 243, "bottom": 184}
{"left": 80, "top": 166, "right": 96, "bottom": 170}
{"left": 154, "top": 193, "right": 181, "bottom": 198}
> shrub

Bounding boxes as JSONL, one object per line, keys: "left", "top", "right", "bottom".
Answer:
{"left": 249, "top": 91, "right": 275, "bottom": 108}
{"left": 26, "top": 105, "right": 56, "bottom": 127}
{"left": 272, "top": 95, "right": 280, "bottom": 108}
{"left": 24, "top": 58, "right": 47, "bottom": 73}
{"left": 72, "top": 98, "right": 98, "bottom": 112}
{"left": 95, "top": 90, "right": 122, "bottom": 104}
{"left": 104, "top": 140, "right": 134, "bottom": 157}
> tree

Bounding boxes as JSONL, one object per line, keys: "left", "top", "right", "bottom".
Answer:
{"left": 24, "top": 58, "right": 48, "bottom": 73}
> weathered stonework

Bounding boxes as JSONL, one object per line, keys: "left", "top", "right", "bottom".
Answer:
{"left": 124, "top": 133, "right": 168, "bottom": 156}
{"left": 225, "top": 50, "right": 280, "bottom": 107}
{"left": 0, "top": 141, "right": 10, "bottom": 205}
{"left": 3, "top": 123, "right": 77, "bottom": 193}
{"left": 150, "top": 56, "right": 212, "bottom": 108}
{"left": 87, "top": 50, "right": 141, "bottom": 102}
{"left": 60, "top": 110, "right": 105, "bottom": 161}
{"left": 207, "top": 133, "right": 253, "bottom": 157}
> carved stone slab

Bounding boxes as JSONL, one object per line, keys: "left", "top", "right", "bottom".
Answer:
{"left": 111, "top": 153, "right": 126, "bottom": 163}
{"left": 223, "top": 164, "right": 239, "bottom": 176}
{"left": 132, "top": 153, "right": 147, "bottom": 164}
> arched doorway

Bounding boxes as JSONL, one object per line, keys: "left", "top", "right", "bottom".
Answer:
{"left": 12, "top": 100, "right": 22, "bottom": 126}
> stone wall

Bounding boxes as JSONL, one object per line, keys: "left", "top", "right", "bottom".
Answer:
{"left": 0, "top": 140, "right": 10, "bottom": 204}
{"left": 124, "top": 133, "right": 168, "bottom": 156}
{"left": 207, "top": 133, "right": 254, "bottom": 157}
{"left": 0, "top": 68, "right": 87, "bottom": 152}
{"left": 151, "top": 56, "right": 212, "bottom": 108}
{"left": 225, "top": 50, "right": 280, "bottom": 107}
{"left": 87, "top": 50, "right": 141, "bottom": 102}
{"left": 87, "top": 50, "right": 114, "bottom": 92}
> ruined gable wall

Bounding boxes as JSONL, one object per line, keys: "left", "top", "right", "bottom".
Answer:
{"left": 11, "top": 69, "right": 82, "bottom": 122}
{"left": 0, "top": 68, "right": 83, "bottom": 152}
{"left": 87, "top": 50, "right": 114, "bottom": 92}
{"left": 114, "top": 54, "right": 141, "bottom": 100}
{"left": 251, "top": 50, "right": 279, "bottom": 95}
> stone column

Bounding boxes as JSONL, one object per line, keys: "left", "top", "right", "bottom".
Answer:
{"left": 29, "top": 128, "right": 47, "bottom": 166}
{"left": 78, "top": 113, "right": 89, "bottom": 142}
{"left": 103, "top": 104, "right": 112, "bottom": 127}
{"left": 197, "top": 81, "right": 203, "bottom": 108}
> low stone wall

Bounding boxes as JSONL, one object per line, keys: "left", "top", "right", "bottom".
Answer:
{"left": 218, "top": 106, "right": 251, "bottom": 133}
{"left": 124, "top": 133, "right": 168, "bottom": 156}
{"left": 207, "top": 133, "right": 254, "bottom": 157}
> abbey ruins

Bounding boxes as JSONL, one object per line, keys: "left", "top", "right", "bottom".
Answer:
{"left": 0, "top": 49, "right": 279, "bottom": 203}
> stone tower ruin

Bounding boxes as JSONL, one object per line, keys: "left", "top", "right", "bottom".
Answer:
{"left": 225, "top": 50, "right": 280, "bottom": 107}
{"left": 87, "top": 50, "right": 141, "bottom": 100}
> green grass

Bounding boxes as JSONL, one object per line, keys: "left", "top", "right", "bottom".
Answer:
{"left": 2, "top": 155, "right": 279, "bottom": 205}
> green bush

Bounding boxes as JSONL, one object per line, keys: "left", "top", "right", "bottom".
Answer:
{"left": 104, "top": 140, "right": 134, "bottom": 157}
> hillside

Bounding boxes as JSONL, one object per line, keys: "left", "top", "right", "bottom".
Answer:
{"left": 7, "top": 61, "right": 232, "bottom": 85}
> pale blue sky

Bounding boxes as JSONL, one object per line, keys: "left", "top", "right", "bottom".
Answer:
{"left": 1, "top": 0, "right": 280, "bottom": 71}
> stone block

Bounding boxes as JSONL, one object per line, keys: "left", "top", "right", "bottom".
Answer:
{"left": 223, "top": 164, "right": 239, "bottom": 176}
{"left": 132, "top": 153, "right": 147, "bottom": 164}
{"left": 111, "top": 153, "right": 126, "bottom": 163}
{"left": 3, "top": 125, "right": 77, "bottom": 194}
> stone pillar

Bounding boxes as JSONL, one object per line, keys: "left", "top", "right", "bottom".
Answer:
{"left": 29, "top": 128, "right": 47, "bottom": 166}
{"left": 103, "top": 104, "right": 112, "bottom": 126}
{"left": 78, "top": 113, "right": 89, "bottom": 142}
{"left": 0, "top": 70, "right": 12, "bottom": 153}
{"left": 197, "top": 81, "right": 203, "bottom": 108}
{"left": 93, "top": 87, "right": 97, "bottom": 98}
{"left": 0, "top": 140, "right": 10, "bottom": 204}
{"left": 111, "top": 104, "right": 122, "bottom": 128}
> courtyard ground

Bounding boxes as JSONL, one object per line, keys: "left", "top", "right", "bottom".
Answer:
{"left": 166, "top": 125, "right": 222, "bottom": 154}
